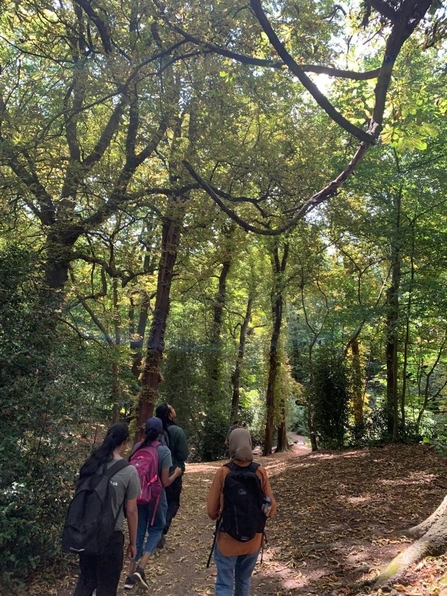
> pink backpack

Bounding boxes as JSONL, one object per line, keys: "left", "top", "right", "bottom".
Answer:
{"left": 130, "top": 441, "right": 162, "bottom": 520}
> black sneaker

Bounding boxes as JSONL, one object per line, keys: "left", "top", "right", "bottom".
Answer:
{"left": 156, "top": 535, "right": 166, "bottom": 549}
{"left": 124, "top": 575, "right": 136, "bottom": 590}
{"left": 132, "top": 567, "right": 149, "bottom": 589}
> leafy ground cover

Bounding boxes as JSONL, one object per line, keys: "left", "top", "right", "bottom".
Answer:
{"left": 25, "top": 442, "right": 447, "bottom": 595}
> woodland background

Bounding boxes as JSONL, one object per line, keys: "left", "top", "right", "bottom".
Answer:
{"left": 2, "top": 0, "right": 447, "bottom": 590}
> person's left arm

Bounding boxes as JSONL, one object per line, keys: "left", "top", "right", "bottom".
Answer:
{"left": 258, "top": 467, "right": 277, "bottom": 518}
{"left": 207, "top": 467, "right": 225, "bottom": 520}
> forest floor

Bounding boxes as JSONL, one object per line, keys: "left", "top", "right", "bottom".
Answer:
{"left": 26, "top": 439, "right": 447, "bottom": 596}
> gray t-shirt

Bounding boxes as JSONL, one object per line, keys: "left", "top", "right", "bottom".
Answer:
{"left": 106, "top": 459, "right": 141, "bottom": 531}
{"left": 157, "top": 444, "right": 172, "bottom": 476}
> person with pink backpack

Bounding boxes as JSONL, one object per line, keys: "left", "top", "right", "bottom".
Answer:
{"left": 124, "top": 417, "right": 181, "bottom": 590}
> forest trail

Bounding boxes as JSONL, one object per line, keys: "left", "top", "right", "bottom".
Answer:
{"left": 29, "top": 441, "right": 447, "bottom": 596}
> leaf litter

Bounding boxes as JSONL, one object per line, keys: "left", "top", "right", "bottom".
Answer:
{"left": 24, "top": 443, "right": 447, "bottom": 595}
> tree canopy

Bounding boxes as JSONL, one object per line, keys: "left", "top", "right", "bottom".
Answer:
{"left": 2, "top": 0, "right": 447, "bottom": 588}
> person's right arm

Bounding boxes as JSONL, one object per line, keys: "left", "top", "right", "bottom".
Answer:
{"left": 125, "top": 497, "right": 138, "bottom": 559}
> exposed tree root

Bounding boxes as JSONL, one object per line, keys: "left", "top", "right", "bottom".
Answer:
{"left": 373, "top": 496, "right": 447, "bottom": 588}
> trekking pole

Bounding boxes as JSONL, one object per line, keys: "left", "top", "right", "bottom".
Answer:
{"left": 206, "top": 518, "right": 221, "bottom": 568}
{"left": 260, "top": 531, "right": 268, "bottom": 564}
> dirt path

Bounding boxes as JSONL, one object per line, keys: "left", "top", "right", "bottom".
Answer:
{"left": 26, "top": 441, "right": 447, "bottom": 595}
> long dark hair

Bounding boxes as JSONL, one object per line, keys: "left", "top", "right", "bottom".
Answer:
{"left": 79, "top": 422, "right": 129, "bottom": 480}
{"left": 131, "top": 427, "right": 160, "bottom": 456}
{"left": 155, "top": 403, "right": 176, "bottom": 432}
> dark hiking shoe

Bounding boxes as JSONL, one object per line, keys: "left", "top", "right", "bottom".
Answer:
{"left": 132, "top": 567, "right": 149, "bottom": 590}
{"left": 123, "top": 575, "right": 136, "bottom": 590}
{"left": 156, "top": 535, "right": 166, "bottom": 549}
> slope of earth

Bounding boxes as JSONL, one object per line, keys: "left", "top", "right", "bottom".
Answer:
{"left": 25, "top": 442, "right": 447, "bottom": 596}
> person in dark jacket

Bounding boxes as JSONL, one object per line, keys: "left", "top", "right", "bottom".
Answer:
{"left": 155, "top": 403, "right": 189, "bottom": 545}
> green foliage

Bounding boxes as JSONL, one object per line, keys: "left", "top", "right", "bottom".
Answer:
{"left": 309, "top": 347, "right": 351, "bottom": 449}
{"left": 0, "top": 244, "right": 120, "bottom": 589}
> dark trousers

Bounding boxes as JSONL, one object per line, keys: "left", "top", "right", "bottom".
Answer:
{"left": 164, "top": 475, "right": 182, "bottom": 534}
{"left": 72, "top": 531, "right": 124, "bottom": 596}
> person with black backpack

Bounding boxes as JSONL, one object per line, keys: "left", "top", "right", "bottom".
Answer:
{"left": 124, "top": 417, "right": 182, "bottom": 591}
{"left": 155, "top": 403, "right": 189, "bottom": 545}
{"left": 207, "top": 428, "right": 276, "bottom": 596}
{"left": 64, "top": 423, "right": 140, "bottom": 596}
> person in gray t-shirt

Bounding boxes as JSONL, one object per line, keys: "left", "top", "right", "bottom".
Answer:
{"left": 72, "top": 423, "right": 140, "bottom": 596}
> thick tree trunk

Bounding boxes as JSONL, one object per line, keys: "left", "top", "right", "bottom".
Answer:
{"left": 138, "top": 209, "right": 183, "bottom": 434}
{"left": 230, "top": 296, "right": 253, "bottom": 422}
{"left": 373, "top": 495, "right": 447, "bottom": 588}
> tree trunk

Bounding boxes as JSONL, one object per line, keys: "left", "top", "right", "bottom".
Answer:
{"left": 230, "top": 296, "right": 253, "bottom": 422}
{"left": 263, "top": 243, "right": 288, "bottom": 456}
{"left": 129, "top": 291, "right": 150, "bottom": 381}
{"left": 350, "top": 339, "right": 364, "bottom": 440}
{"left": 202, "top": 253, "right": 232, "bottom": 460}
{"left": 385, "top": 188, "right": 401, "bottom": 440}
{"left": 138, "top": 206, "right": 183, "bottom": 434}
{"left": 276, "top": 403, "right": 288, "bottom": 452}
{"left": 373, "top": 495, "right": 447, "bottom": 588}
{"left": 209, "top": 258, "right": 232, "bottom": 390}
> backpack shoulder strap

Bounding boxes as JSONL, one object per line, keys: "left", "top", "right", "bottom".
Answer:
{"left": 104, "top": 459, "right": 129, "bottom": 478}
{"left": 247, "top": 462, "right": 260, "bottom": 473}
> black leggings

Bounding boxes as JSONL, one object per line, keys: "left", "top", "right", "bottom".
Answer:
{"left": 164, "top": 475, "right": 182, "bottom": 534}
{"left": 72, "top": 531, "right": 124, "bottom": 596}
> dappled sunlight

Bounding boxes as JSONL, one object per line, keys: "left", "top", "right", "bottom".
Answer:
{"left": 30, "top": 443, "right": 447, "bottom": 595}
{"left": 380, "top": 471, "right": 437, "bottom": 487}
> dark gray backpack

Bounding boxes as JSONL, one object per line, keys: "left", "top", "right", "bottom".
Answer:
{"left": 62, "top": 459, "right": 129, "bottom": 555}
{"left": 221, "top": 462, "right": 266, "bottom": 542}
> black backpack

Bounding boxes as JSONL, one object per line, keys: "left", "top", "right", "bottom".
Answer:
{"left": 62, "top": 459, "right": 129, "bottom": 555}
{"left": 221, "top": 462, "right": 266, "bottom": 542}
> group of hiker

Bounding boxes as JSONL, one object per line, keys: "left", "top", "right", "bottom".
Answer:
{"left": 63, "top": 404, "right": 276, "bottom": 596}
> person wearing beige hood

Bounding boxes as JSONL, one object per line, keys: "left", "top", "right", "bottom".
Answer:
{"left": 207, "top": 428, "right": 276, "bottom": 595}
